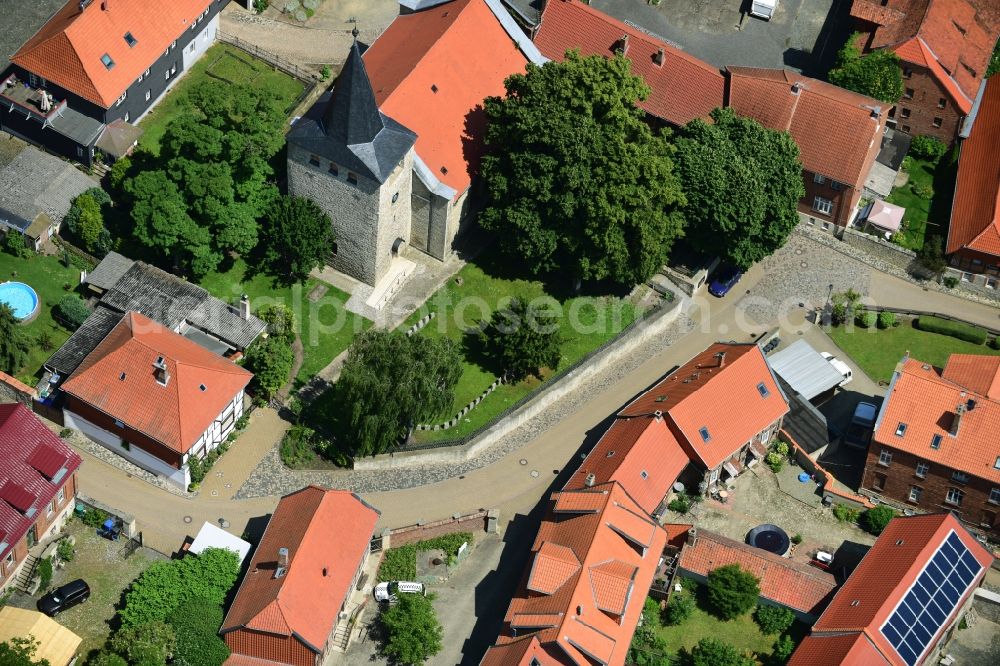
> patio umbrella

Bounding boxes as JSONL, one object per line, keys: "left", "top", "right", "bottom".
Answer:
{"left": 866, "top": 199, "right": 905, "bottom": 233}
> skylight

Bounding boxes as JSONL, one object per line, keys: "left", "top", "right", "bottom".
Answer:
{"left": 699, "top": 427, "right": 711, "bottom": 443}
{"left": 757, "top": 382, "right": 770, "bottom": 398}
{"left": 101, "top": 53, "right": 115, "bottom": 70}
{"left": 124, "top": 32, "right": 137, "bottom": 47}
{"left": 895, "top": 422, "right": 907, "bottom": 437}
{"left": 930, "top": 434, "right": 942, "bottom": 450}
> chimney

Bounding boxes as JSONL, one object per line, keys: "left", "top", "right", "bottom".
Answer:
{"left": 687, "top": 527, "right": 698, "bottom": 547}
{"left": 153, "top": 356, "right": 170, "bottom": 386}
{"left": 585, "top": 473, "right": 596, "bottom": 487}
{"left": 101, "top": 0, "right": 109, "bottom": 10}
{"left": 239, "top": 294, "right": 250, "bottom": 320}
{"left": 654, "top": 409, "right": 663, "bottom": 420}
{"left": 791, "top": 82, "right": 801, "bottom": 95}
{"left": 615, "top": 34, "right": 629, "bottom": 55}
{"left": 715, "top": 350, "right": 726, "bottom": 368}
{"left": 949, "top": 403, "right": 966, "bottom": 437}
{"left": 274, "top": 547, "right": 289, "bottom": 578}
{"left": 654, "top": 48, "right": 665, "bottom": 67}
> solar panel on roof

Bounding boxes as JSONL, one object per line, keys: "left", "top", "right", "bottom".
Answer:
{"left": 880, "top": 530, "right": 983, "bottom": 666}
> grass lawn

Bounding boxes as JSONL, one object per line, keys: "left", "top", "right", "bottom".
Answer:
{"left": 827, "top": 318, "right": 1000, "bottom": 383}
{"left": 199, "top": 259, "right": 370, "bottom": 386}
{"left": 0, "top": 250, "right": 88, "bottom": 384}
{"left": 407, "top": 254, "right": 644, "bottom": 443}
{"left": 138, "top": 43, "right": 305, "bottom": 155}
{"left": 886, "top": 158, "right": 934, "bottom": 250}
{"left": 41, "top": 520, "right": 166, "bottom": 658}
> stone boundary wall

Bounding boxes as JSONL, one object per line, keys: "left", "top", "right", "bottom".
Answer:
{"left": 75, "top": 492, "right": 138, "bottom": 538}
{"left": 795, "top": 224, "right": 1000, "bottom": 307}
{"left": 781, "top": 430, "right": 875, "bottom": 511}
{"left": 354, "top": 297, "right": 684, "bottom": 470}
{"left": 0, "top": 371, "right": 35, "bottom": 407}
{"left": 387, "top": 510, "right": 490, "bottom": 548}
{"left": 416, "top": 376, "right": 503, "bottom": 431}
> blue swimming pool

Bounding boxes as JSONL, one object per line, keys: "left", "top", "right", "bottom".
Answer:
{"left": 0, "top": 281, "right": 40, "bottom": 321}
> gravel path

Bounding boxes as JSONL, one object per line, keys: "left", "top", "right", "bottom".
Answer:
{"left": 234, "top": 313, "right": 696, "bottom": 498}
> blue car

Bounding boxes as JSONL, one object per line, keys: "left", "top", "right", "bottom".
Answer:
{"left": 708, "top": 265, "right": 743, "bottom": 297}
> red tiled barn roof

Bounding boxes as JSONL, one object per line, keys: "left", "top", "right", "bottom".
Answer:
{"left": 60, "top": 312, "right": 252, "bottom": 454}
{"left": 11, "top": 0, "right": 212, "bottom": 108}
{"left": 947, "top": 77, "right": 1000, "bottom": 256}
{"left": 726, "top": 67, "right": 886, "bottom": 189}
{"left": 0, "top": 403, "right": 81, "bottom": 563}
{"left": 221, "top": 486, "right": 379, "bottom": 655}
{"left": 362, "top": 0, "right": 529, "bottom": 197}
{"left": 874, "top": 356, "right": 1000, "bottom": 482}
{"left": 532, "top": 0, "right": 725, "bottom": 126}
{"left": 678, "top": 529, "right": 837, "bottom": 615}
{"left": 789, "top": 633, "right": 891, "bottom": 666}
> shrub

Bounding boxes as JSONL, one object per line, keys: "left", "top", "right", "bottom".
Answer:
{"left": 766, "top": 451, "right": 784, "bottom": 473}
{"left": 257, "top": 303, "right": 296, "bottom": 343}
{"left": 110, "top": 621, "right": 176, "bottom": 666}
{"left": 689, "top": 638, "right": 755, "bottom": 666}
{"left": 832, "top": 504, "right": 860, "bottom": 523}
{"left": 88, "top": 651, "right": 128, "bottom": 666}
{"left": 909, "top": 135, "right": 948, "bottom": 162}
{"left": 791, "top": 533, "right": 803, "bottom": 545}
{"left": 59, "top": 428, "right": 73, "bottom": 439}
{"left": 244, "top": 336, "right": 294, "bottom": 400}
{"left": 707, "top": 564, "right": 760, "bottom": 620}
{"left": 942, "top": 276, "right": 959, "bottom": 288}
{"left": 630, "top": 597, "right": 669, "bottom": 664}
{"left": 877, "top": 311, "right": 897, "bottom": 329}
{"left": 990, "top": 337, "right": 1000, "bottom": 350}
{"left": 37, "top": 557, "right": 53, "bottom": 590}
{"left": 855, "top": 310, "right": 877, "bottom": 329}
{"left": 81, "top": 507, "right": 108, "bottom": 527}
{"left": 253, "top": 0, "right": 269, "bottom": 13}
{"left": 912, "top": 182, "right": 934, "bottom": 199}
{"left": 772, "top": 633, "right": 796, "bottom": 663}
{"left": 380, "top": 593, "right": 443, "bottom": 663}
{"left": 861, "top": 505, "right": 897, "bottom": 535}
{"left": 57, "top": 539, "right": 75, "bottom": 563}
{"left": 320, "top": 65, "right": 331, "bottom": 80}
{"left": 668, "top": 496, "right": 691, "bottom": 514}
{"left": 772, "top": 440, "right": 789, "bottom": 456}
{"left": 167, "top": 598, "right": 230, "bottom": 666}
{"left": 754, "top": 605, "right": 795, "bottom": 635}
{"left": 915, "top": 316, "right": 987, "bottom": 345}
{"left": 4, "top": 232, "right": 31, "bottom": 258}
{"left": 56, "top": 294, "right": 91, "bottom": 330}
{"left": 917, "top": 235, "right": 948, "bottom": 276}
{"left": 279, "top": 424, "right": 314, "bottom": 468}
{"left": 665, "top": 591, "right": 695, "bottom": 625}
{"left": 187, "top": 455, "right": 205, "bottom": 485}
{"left": 377, "top": 545, "right": 417, "bottom": 582}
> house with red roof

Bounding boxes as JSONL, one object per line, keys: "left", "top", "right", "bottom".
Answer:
{"left": 60, "top": 312, "right": 252, "bottom": 491}
{"left": 221, "top": 486, "right": 380, "bottom": 666}
{"left": 725, "top": 67, "right": 888, "bottom": 231}
{"left": 531, "top": 0, "right": 726, "bottom": 127}
{"left": 677, "top": 528, "right": 837, "bottom": 622}
{"left": 789, "top": 512, "right": 993, "bottom": 666}
{"left": 849, "top": 0, "right": 1000, "bottom": 143}
{"left": 860, "top": 353, "right": 1000, "bottom": 539}
{"left": 287, "top": 0, "right": 545, "bottom": 289}
{"left": 945, "top": 76, "right": 1000, "bottom": 289}
{"left": 481, "top": 482, "right": 668, "bottom": 666}
{"left": 2, "top": 0, "right": 225, "bottom": 166}
{"left": 0, "top": 403, "right": 81, "bottom": 595}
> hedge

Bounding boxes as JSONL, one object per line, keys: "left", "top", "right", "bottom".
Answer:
{"left": 915, "top": 316, "right": 987, "bottom": 345}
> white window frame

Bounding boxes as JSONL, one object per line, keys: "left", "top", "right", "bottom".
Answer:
{"left": 115, "top": 91, "right": 127, "bottom": 106}
{"left": 47, "top": 499, "right": 54, "bottom": 516}
{"left": 878, "top": 449, "right": 892, "bottom": 466}
{"left": 124, "top": 111, "right": 130, "bottom": 122}
{"left": 813, "top": 173, "right": 825, "bottom": 184}
{"left": 813, "top": 196, "right": 833, "bottom": 215}
{"left": 4, "top": 551, "right": 14, "bottom": 570}
{"left": 945, "top": 487, "right": 964, "bottom": 506}
{"left": 57, "top": 487, "right": 65, "bottom": 504}
{"left": 915, "top": 462, "right": 928, "bottom": 478}
{"left": 952, "top": 470, "right": 969, "bottom": 484}
{"left": 145, "top": 89, "right": 151, "bottom": 102}
{"left": 165, "top": 70, "right": 170, "bottom": 81}
{"left": 989, "top": 488, "right": 1000, "bottom": 505}
{"left": 908, "top": 486, "right": 922, "bottom": 502}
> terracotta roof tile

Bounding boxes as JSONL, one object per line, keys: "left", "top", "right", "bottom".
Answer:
{"left": 0, "top": 372, "right": 36, "bottom": 398}
{"left": 0, "top": 404, "right": 81, "bottom": 563}
{"left": 362, "top": 0, "right": 529, "bottom": 196}
{"left": 948, "top": 77, "right": 1000, "bottom": 256}
{"left": 528, "top": 542, "right": 581, "bottom": 595}
{"left": 589, "top": 559, "right": 637, "bottom": 615}
{"left": 893, "top": 38, "right": 974, "bottom": 113}
{"left": 553, "top": 489, "right": 609, "bottom": 514}
{"left": 851, "top": 0, "right": 907, "bottom": 26}
{"left": 60, "top": 312, "right": 252, "bottom": 454}
{"left": 480, "top": 635, "right": 554, "bottom": 665}
{"left": 678, "top": 530, "right": 837, "bottom": 615}
{"left": 874, "top": 357, "right": 1000, "bottom": 482}
{"left": 941, "top": 354, "right": 1000, "bottom": 399}
{"left": 11, "top": 0, "right": 212, "bottom": 108}
{"left": 532, "top": 0, "right": 725, "bottom": 126}
{"left": 788, "top": 633, "right": 891, "bottom": 666}
{"left": 726, "top": 67, "right": 886, "bottom": 189}
{"left": 221, "top": 487, "right": 380, "bottom": 654}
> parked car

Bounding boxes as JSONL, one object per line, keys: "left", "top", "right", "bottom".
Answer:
{"left": 762, "top": 336, "right": 781, "bottom": 354}
{"left": 708, "top": 265, "right": 743, "bottom": 297}
{"left": 844, "top": 401, "right": 879, "bottom": 448}
{"left": 37, "top": 579, "right": 89, "bottom": 616}
{"left": 373, "top": 580, "right": 425, "bottom": 603}
{"left": 820, "top": 352, "right": 853, "bottom": 386}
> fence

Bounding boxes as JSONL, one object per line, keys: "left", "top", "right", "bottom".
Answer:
{"left": 855, "top": 305, "right": 1000, "bottom": 337}
{"left": 780, "top": 430, "right": 875, "bottom": 511}
{"left": 216, "top": 31, "right": 310, "bottom": 81}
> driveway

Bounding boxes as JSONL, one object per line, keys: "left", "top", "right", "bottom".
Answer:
{"left": 591, "top": 0, "right": 853, "bottom": 76}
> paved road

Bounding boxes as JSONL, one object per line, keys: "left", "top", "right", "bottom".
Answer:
{"left": 868, "top": 271, "right": 1000, "bottom": 329}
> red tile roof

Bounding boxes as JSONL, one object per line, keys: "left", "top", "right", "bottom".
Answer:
{"left": 0, "top": 403, "right": 81, "bottom": 563}
{"left": 11, "top": 0, "right": 212, "bottom": 108}
{"left": 874, "top": 356, "right": 1000, "bottom": 482}
{"left": 221, "top": 486, "right": 379, "bottom": 654}
{"left": 60, "top": 312, "right": 252, "bottom": 454}
{"left": 892, "top": 38, "right": 975, "bottom": 114}
{"left": 362, "top": 0, "right": 529, "bottom": 197}
{"left": 788, "top": 633, "right": 891, "bottom": 666}
{"left": 947, "top": 76, "right": 1000, "bottom": 256}
{"left": 793, "top": 513, "right": 993, "bottom": 665}
{"left": 491, "top": 482, "right": 667, "bottom": 665}
{"left": 565, "top": 416, "right": 689, "bottom": 515}
{"left": 480, "top": 635, "right": 552, "bottom": 666}
{"left": 726, "top": 67, "right": 886, "bottom": 189}
{"left": 851, "top": 0, "right": 1000, "bottom": 108}
{"left": 532, "top": 0, "right": 725, "bottom": 126}
{"left": 677, "top": 529, "right": 837, "bottom": 615}
{"left": 621, "top": 342, "right": 788, "bottom": 470}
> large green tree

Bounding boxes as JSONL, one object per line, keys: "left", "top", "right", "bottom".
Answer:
{"left": 0, "top": 304, "right": 30, "bottom": 375}
{"left": 258, "top": 195, "right": 335, "bottom": 284}
{"left": 688, "top": 638, "right": 755, "bottom": 666}
{"left": 479, "top": 50, "right": 686, "bottom": 287}
{"left": 167, "top": 597, "right": 230, "bottom": 666}
{"left": 828, "top": 35, "right": 903, "bottom": 104}
{"left": 336, "top": 329, "right": 463, "bottom": 457}
{"left": 674, "top": 108, "right": 804, "bottom": 269}
{"left": 110, "top": 622, "right": 176, "bottom": 666}
{"left": 478, "top": 296, "right": 561, "bottom": 381}
{"left": 706, "top": 564, "right": 761, "bottom": 620}
{"left": 0, "top": 637, "right": 50, "bottom": 666}
{"left": 380, "top": 593, "right": 443, "bottom": 664}
{"left": 244, "top": 336, "right": 294, "bottom": 400}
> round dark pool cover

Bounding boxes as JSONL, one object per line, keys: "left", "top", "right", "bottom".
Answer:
{"left": 746, "top": 524, "right": 790, "bottom": 555}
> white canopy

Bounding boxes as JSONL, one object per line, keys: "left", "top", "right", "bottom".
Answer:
{"left": 866, "top": 199, "right": 905, "bottom": 232}
{"left": 767, "top": 339, "right": 845, "bottom": 400}
{"left": 189, "top": 522, "right": 252, "bottom": 564}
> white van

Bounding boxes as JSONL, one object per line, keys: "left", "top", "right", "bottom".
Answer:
{"left": 750, "top": 0, "right": 778, "bottom": 20}
{"left": 373, "top": 581, "right": 425, "bottom": 603}
{"left": 821, "top": 352, "right": 853, "bottom": 387}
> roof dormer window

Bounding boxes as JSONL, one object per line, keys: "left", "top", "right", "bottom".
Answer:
{"left": 895, "top": 422, "right": 907, "bottom": 437}
{"left": 699, "top": 427, "right": 711, "bottom": 443}
{"left": 101, "top": 53, "right": 115, "bottom": 70}
{"left": 757, "top": 382, "right": 770, "bottom": 398}
{"left": 124, "top": 32, "right": 137, "bottom": 47}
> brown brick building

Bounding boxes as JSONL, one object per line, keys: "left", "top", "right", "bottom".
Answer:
{"left": 849, "top": 0, "right": 1000, "bottom": 144}
{"left": 861, "top": 354, "right": 1000, "bottom": 540}
{"left": 0, "top": 403, "right": 81, "bottom": 594}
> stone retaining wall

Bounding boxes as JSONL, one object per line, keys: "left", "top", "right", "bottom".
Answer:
{"left": 388, "top": 510, "right": 490, "bottom": 547}
{"left": 416, "top": 376, "right": 503, "bottom": 431}
{"left": 354, "top": 298, "right": 684, "bottom": 470}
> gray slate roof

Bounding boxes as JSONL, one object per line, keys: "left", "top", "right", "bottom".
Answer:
{"left": 45, "top": 307, "right": 124, "bottom": 377}
{"left": 0, "top": 146, "right": 98, "bottom": 223}
{"left": 287, "top": 41, "right": 416, "bottom": 183}
{"left": 84, "top": 251, "right": 134, "bottom": 292}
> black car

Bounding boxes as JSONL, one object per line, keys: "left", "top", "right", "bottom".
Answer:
{"left": 37, "top": 579, "right": 89, "bottom": 616}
